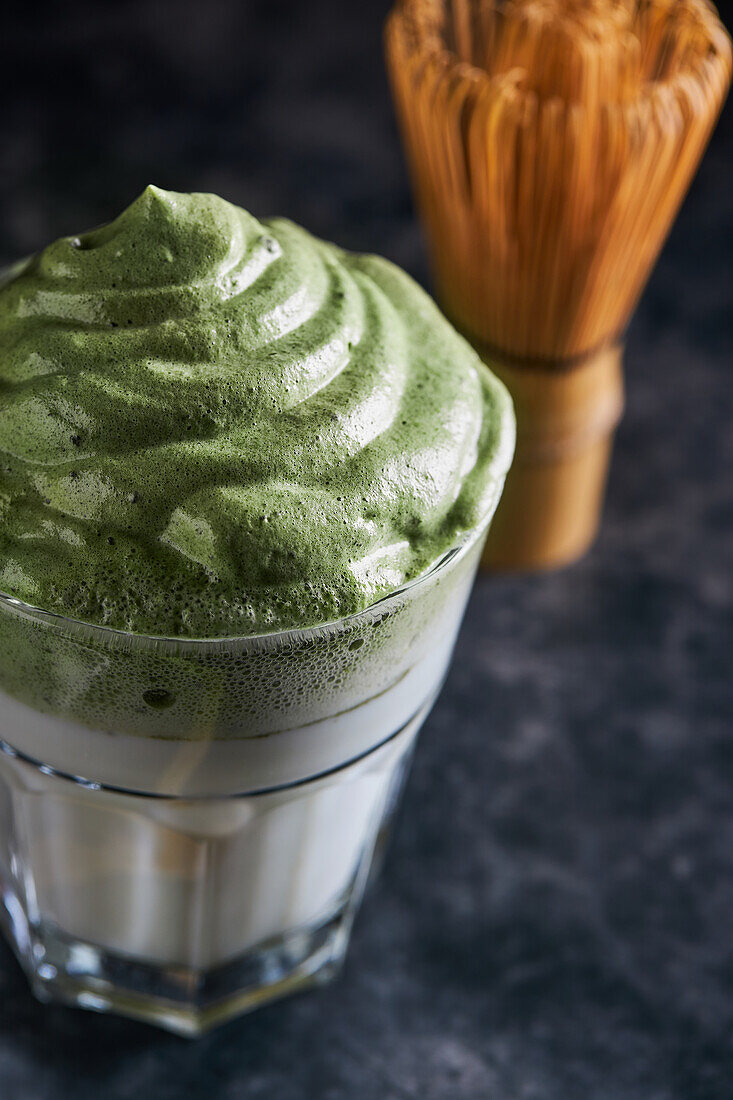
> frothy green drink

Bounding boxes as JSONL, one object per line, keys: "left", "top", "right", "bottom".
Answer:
{"left": 0, "top": 186, "right": 512, "bottom": 637}
{"left": 0, "top": 189, "right": 513, "bottom": 1033}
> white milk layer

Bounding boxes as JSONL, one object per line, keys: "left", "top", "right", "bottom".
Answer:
{"left": 0, "top": 644, "right": 443, "bottom": 968}
{"left": 0, "top": 537, "right": 483, "bottom": 970}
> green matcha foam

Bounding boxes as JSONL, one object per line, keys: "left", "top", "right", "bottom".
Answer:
{"left": 0, "top": 186, "right": 513, "bottom": 637}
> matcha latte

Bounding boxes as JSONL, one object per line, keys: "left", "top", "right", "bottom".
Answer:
{"left": 0, "top": 188, "right": 513, "bottom": 1034}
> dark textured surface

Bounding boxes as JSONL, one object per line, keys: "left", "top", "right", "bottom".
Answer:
{"left": 0, "top": 2, "right": 731, "bottom": 1097}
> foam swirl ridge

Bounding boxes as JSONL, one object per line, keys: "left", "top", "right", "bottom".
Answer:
{"left": 0, "top": 187, "right": 513, "bottom": 635}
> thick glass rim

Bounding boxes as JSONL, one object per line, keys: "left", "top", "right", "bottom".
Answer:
{"left": 0, "top": 517, "right": 489, "bottom": 653}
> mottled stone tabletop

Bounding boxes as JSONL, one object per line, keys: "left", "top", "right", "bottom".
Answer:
{"left": 0, "top": 2, "right": 731, "bottom": 1097}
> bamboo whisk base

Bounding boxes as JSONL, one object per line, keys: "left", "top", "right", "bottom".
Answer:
{"left": 481, "top": 433, "right": 615, "bottom": 571}
{"left": 478, "top": 345, "right": 624, "bottom": 572}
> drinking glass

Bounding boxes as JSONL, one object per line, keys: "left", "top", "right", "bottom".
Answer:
{"left": 0, "top": 525, "right": 488, "bottom": 1034}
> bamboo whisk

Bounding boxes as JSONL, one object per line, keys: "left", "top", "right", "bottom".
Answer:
{"left": 385, "top": 0, "right": 731, "bottom": 568}
{"left": 386, "top": 0, "right": 731, "bottom": 360}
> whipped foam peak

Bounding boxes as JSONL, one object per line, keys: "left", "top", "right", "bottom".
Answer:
{"left": 0, "top": 186, "right": 513, "bottom": 635}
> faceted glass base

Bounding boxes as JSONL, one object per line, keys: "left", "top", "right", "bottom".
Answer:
{"left": 0, "top": 708, "right": 420, "bottom": 1035}
{"left": 1, "top": 883, "right": 352, "bottom": 1035}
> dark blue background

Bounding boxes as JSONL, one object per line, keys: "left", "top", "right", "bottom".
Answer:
{"left": 0, "top": 2, "right": 731, "bottom": 1097}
